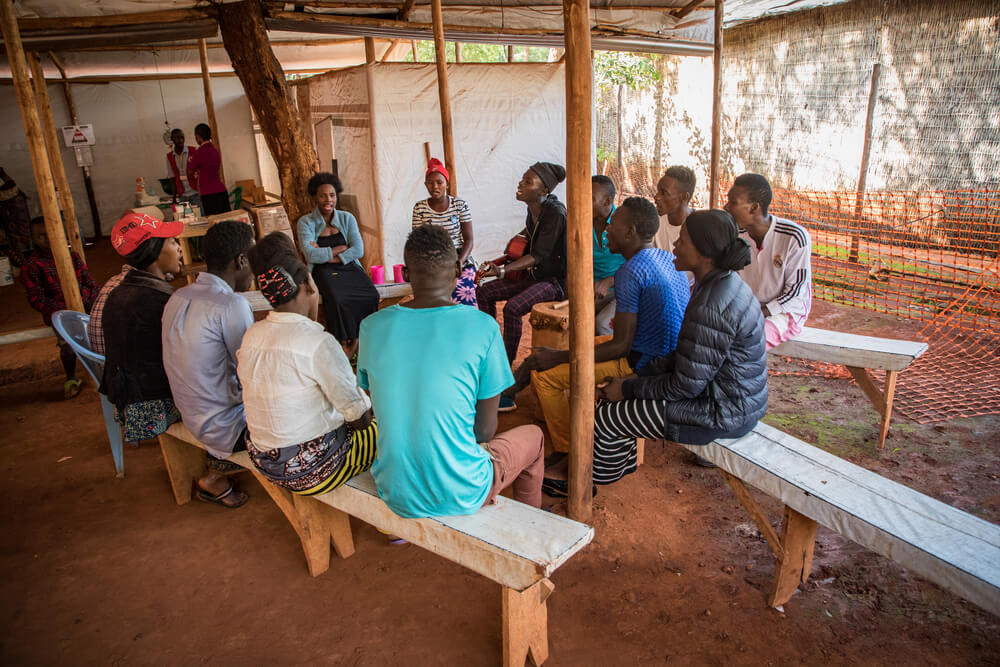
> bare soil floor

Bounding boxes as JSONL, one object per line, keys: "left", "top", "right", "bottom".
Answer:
{"left": 1, "top": 246, "right": 998, "bottom": 665}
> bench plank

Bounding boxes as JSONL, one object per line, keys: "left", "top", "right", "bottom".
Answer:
{"left": 325, "top": 472, "right": 594, "bottom": 591}
{"left": 687, "top": 422, "right": 1000, "bottom": 616}
{"left": 772, "top": 326, "right": 927, "bottom": 371}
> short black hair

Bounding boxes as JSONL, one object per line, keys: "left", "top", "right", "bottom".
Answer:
{"left": 29, "top": 216, "right": 45, "bottom": 229}
{"left": 404, "top": 224, "right": 456, "bottom": 274}
{"left": 307, "top": 172, "right": 343, "bottom": 197}
{"left": 592, "top": 174, "right": 616, "bottom": 200}
{"left": 663, "top": 165, "right": 696, "bottom": 199}
{"left": 733, "top": 173, "right": 772, "bottom": 215}
{"left": 619, "top": 196, "right": 660, "bottom": 241}
{"left": 203, "top": 220, "right": 254, "bottom": 273}
{"left": 246, "top": 232, "right": 309, "bottom": 289}
{"left": 194, "top": 123, "right": 211, "bottom": 140}
{"left": 170, "top": 128, "right": 183, "bottom": 136}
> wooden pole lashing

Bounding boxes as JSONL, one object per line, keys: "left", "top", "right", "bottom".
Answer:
{"left": 850, "top": 62, "right": 881, "bottom": 264}
{"left": 28, "top": 51, "right": 85, "bottom": 261}
{"left": 430, "top": 0, "right": 456, "bottom": 196}
{"left": 708, "top": 0, "right": 723, "bottom": 209}
{"left": 0, "top": 0, "right": 84, "bottom": 312}
{"left": 198, "top": 37, "right": 224, "bottom": 184}
{"left": 562, "top": 0, "right": 595, "bottom": 523}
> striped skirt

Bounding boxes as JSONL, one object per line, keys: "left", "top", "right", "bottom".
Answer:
{"left": 592, "top": 399, "right": 667, "bottom": 486}
{"left": 248, "top": 420, "right": 378, "bottom": 496}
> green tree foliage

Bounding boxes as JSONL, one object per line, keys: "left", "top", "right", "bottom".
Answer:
{"left": 593, "top": 51, "right": 661, "bottom": 91}
{"left": 403, "top": 41, "right": 556, "bottom": 63}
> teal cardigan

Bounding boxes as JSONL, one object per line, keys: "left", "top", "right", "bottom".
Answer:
{"left": 296, "top": 207, "right": 365, "bottom": 271}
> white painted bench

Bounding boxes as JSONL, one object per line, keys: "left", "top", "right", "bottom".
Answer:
{"left": 0, "top": 326, "right": 55, "bottom": 345}
{"left": 679, "top": 422, "right": 1000, "bottom": 616}
{"left": 158, "top": 422, "right": 593, "bottom": 666}
{"left": 771, "top": 326, "right": 928, "bottom": 449}
{"left": 240, "top": 282, "right": 412, "bottom": 313}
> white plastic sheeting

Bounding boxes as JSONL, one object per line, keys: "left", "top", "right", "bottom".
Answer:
{"left": 0, "top": 77, "right": 260, "bottom": 235}
{"left": 308, "top": 62, "right": 576, "bottom": 268}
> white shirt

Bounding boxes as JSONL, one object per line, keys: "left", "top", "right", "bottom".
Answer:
{"left": 653, "top": 214, "right": 683, "bottom": 254}
{"left": 738, "top": 214, "right": 812, "bottom": 326}
{"left": 236, "top": 311, "right": 370, "bottom": 450}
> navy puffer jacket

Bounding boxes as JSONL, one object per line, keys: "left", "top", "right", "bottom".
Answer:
{"left": 621, "top": 268, "right": 767, "bottom": 444}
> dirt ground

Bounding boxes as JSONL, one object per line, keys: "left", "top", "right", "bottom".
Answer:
{"left": 1, "top": 242, "right": 998, "bottom": 665}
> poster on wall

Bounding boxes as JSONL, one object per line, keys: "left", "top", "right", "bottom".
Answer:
{"left": 61, "top": 124, "right": 96, "bottom": 147}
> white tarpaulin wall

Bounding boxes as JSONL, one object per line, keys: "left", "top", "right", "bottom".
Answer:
{"left": 308, "top": 62, "right": 573, "bottom": 269}
{"left": 0, "top": 76, "right": 260, "bottom": 236}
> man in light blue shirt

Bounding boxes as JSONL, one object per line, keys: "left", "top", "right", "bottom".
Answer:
{"left": 357, "top": 225, "right": 544, "bottom": 519}
{"left": 162, "top": 220, "right": 255, "bottom": 509}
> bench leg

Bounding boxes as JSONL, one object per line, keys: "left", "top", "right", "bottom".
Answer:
{"left": 158, "top": 432, "right": 208, "bottom": 505}
{"left": 769, "top": 506, "right": 818, "bottom": 608}
{"left": 245, "top": 466, "right": 355, "bottom": 577}
{"left": 636, "top": 438, "right": 645, "bottom": 466}
{"left": 846, "top": 365, "right": 899, "bottom": 450}
{"left": 502, "top": 578, "right": 555, "bottom": 667}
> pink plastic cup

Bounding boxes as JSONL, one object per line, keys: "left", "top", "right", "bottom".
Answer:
{"left": 393, "top": 264, "right": 405, "bottom": 283}
{"left": 370, "top": 265, "right": 384, "bottom": 284}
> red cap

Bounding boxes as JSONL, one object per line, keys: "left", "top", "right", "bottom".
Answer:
{"left": 425, "top": 157, "right": 449, "bottom": 182}
{"left": 111, "top": 212, "right": 183, "bottom": 256}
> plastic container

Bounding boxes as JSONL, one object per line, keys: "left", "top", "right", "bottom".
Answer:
{"left": 393, "top": 264, "right": 405, "bottom": 283}
{"left": 370, "top": 265, "right": 384, "bottom": 284}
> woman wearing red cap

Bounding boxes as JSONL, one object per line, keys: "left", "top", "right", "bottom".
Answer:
{"left": 411, "top": 158, "right": 477, "bottom": 306}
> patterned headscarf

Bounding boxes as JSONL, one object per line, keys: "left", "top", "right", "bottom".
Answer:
{"left": 257, "top": 266, "right": 299, "bottom": 306}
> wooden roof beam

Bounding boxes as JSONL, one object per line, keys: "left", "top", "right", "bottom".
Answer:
{"left": 16, "top": 8, "right": 216, "bottom": 32}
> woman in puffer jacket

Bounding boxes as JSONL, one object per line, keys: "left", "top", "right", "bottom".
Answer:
{"left": 589, "top": 209, "right": 768, "bottom": 486}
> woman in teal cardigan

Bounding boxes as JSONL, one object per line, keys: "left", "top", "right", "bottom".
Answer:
{"left": 297, "top": 172, "right": 379, "bottom": 347}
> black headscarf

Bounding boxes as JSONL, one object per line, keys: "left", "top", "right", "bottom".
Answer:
{"left": 529, "top": 162, "right": 566, "bottom": 193}
{"left": 685, "top": 209, "right": 752, "bottom": 271}
{"left": 122, "top": 237, "right": 165, "bottom": 271}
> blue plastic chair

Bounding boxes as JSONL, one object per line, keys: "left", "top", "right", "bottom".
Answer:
{"left": 52, "top": 310, "right": 125, "bottom": 478}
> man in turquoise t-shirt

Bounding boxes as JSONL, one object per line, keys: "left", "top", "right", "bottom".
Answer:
{"left": 357, "top": 225, "right": 544, "bottom": 518}
{"left": 592, "top": 175, "right": 626, "bottom": 335}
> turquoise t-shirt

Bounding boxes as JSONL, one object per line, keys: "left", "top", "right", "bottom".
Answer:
{"left": 593, "top": 208, "right": 626, "bottom": 281}
{"left": 357, "top": 304, "right": 515, "bottom": 518}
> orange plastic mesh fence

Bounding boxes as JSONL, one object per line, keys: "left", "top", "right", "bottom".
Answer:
{"left": 764, "top": 187, "right": 1000, "bottom": 423}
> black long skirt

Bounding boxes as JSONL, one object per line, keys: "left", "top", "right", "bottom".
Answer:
{"left": 312, "top": 262, "right": 379, "bottom": 341}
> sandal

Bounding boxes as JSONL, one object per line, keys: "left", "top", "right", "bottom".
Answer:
{"left": 64, "top": 378, "right": 82, "bottom": 399}
{"left": 195, "top": 481, "right": 248, "bottom": 508}
{"left": 542, "top": 477, "right": 596, "bottom": 499}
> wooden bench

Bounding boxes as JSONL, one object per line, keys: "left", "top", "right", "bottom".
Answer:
{"left": 0, "top": 326, "right": 55, "bottom": 345}
{"left": 674, "top": 422, "right": 1000, "bottom": 616}
{"left": 771, "top": 326, "right": 928, "bottom": 449}
{"left": 158, "top": 422, "right": 593, "bottom": 666}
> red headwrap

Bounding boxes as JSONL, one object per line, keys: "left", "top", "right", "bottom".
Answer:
{"left": 425, "top": 157, "right": 449, "bottom": 182}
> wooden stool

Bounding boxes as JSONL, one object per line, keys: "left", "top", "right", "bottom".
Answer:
{"left": 528, "top": 300, "right": 570, "bottom": 349}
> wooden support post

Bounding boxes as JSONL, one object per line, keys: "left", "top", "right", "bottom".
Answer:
{"left": 708, "top": 0, "right": 723, "bottom": 209}
{"left": 28, "top": 52, "right": 84, "bottom": 261}
{"left": 49, "top": 51, "right": 100, "bottom": 237}
{"left": 563, "top": 0, "right": 595, "bottom": 523}
{"left": 423, "top": 141, "right": 431, "bottom": 165}
{"left": 364, "top": 35, "right": 377, "bottom": 63}
{"left": 0, "top": 0, "right": 84, "bottom": 313}
{"left": 455, "top": 41, "right": 462, "bottom": 63}
{"left": 198, "top": 37, "right": 224, "bottom": 184}
{"left": 364, "top": 44, "right": 387, "bottom": 268}
{"left": 218, "top": 0, "right": 318, "bottom": 227}
{"left": 849, "top": 62, "right": 881, "bottom": 264}
{"left": 381, "top": 38, "right": 401, "bottom": 62}
{"left": 846, "top": 365, "right": 897, "bottom": 450}
{"left": 410, "top": 39, "right": 418, "bottom": 61}
{"left": 502, "top": 578, "right": 554, "bottom": 667}
{"left": 430, "top": 0, "right": 457, "bottom": 196}
{"left": 769, "top": 506, "right": 818, "bottom": 608}
{"left": 507, "top": 45, "right": 514, "bottom": 62}
{"left": 158, "top": 432, "right": 208, "bottom": 505}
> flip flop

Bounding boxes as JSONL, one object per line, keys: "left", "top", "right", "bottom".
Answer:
{"left": 64, "top": 378, "right": 82, "bottom": 399}
{"left": 542, "top": 477, "right": 596, "bottom": 499}
{"left": 195, "top": 481, "right": 248, "bottom": 509}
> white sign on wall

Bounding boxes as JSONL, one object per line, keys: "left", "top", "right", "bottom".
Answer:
{"left": 61, "top": 124, "right": 95, "bottom": 147}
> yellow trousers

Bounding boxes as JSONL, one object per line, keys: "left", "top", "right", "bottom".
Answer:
{"left": 531, "top": 355, "right": 633, "bottom": 454}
